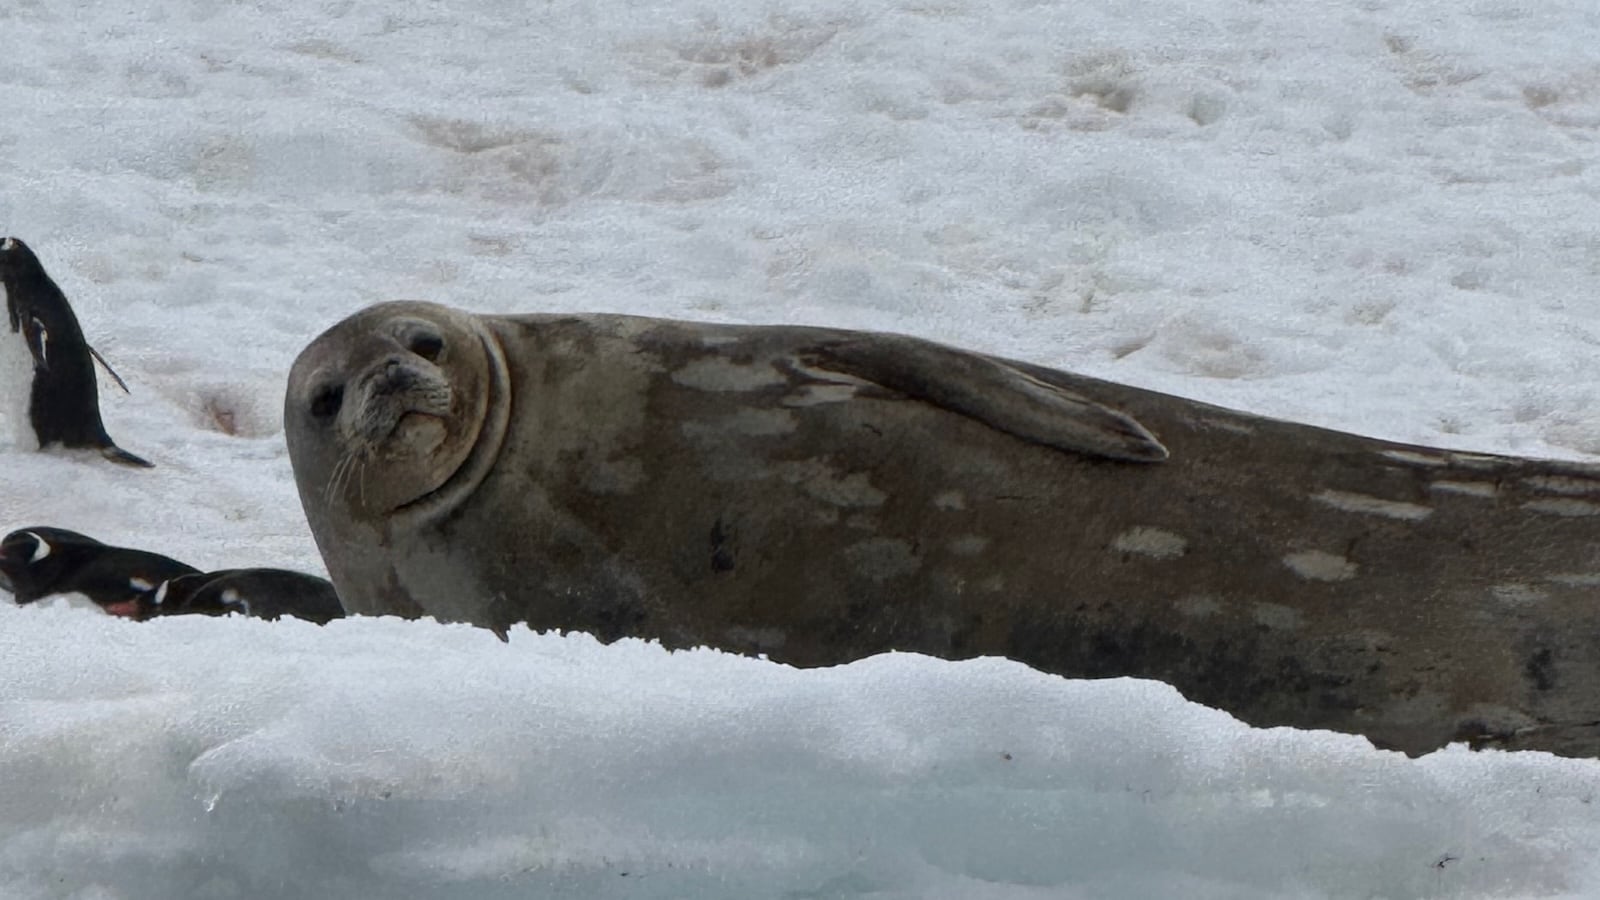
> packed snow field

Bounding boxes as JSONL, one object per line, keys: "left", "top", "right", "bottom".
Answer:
{"left": 2, "top": 0, "right": 1599, "bottom": 896}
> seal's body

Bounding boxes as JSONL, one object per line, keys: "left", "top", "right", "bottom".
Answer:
{"left": 136, "top": 568, "right": 344, "bottom": 625}
{"left": 0, "top": 237, "right": 150, "bottom": 467}
{"left": 0, "top": 527, "right": 199, "bottom": 608}
{"left": 286, "top": 301, "right": 1600, "bottom": 758}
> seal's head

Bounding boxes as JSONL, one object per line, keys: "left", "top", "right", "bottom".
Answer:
{"left": 285, "top": 301, "right": 510, "bottom": 522}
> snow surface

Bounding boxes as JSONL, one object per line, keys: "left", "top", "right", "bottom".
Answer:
{"left": 2, "top": 0, "right": 1600, "bottom": 896}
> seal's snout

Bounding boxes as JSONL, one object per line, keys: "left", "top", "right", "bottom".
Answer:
{"left": 360, "top": 355, "right": 429, "bottom": 398}
{"left": 341, "top": 353, "right": 454, "bottom": 453}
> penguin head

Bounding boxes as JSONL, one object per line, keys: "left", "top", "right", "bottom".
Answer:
{"left": 0, "top": 236, "right": 38, "bottom": 276}
{"left": 0, "top": 527, "right": 105, "bottom": 603}
{"left": 0, "top": 528, "right": 62, "bottom": 601}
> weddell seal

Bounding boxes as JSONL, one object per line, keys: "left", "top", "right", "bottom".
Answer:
{"left": 0, "top": 236, "right": 151, "bottom": 467}
{"left": 285, "top": 301, "right": 1600, "bottom": 759}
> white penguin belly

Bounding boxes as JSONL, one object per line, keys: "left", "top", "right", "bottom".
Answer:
{"left": 0, "top": 323, "right": 39, "bottom": 449}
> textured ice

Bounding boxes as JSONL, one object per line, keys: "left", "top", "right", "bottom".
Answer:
{"left": 2, "top": 0, "right": 1600, "bottom": 896}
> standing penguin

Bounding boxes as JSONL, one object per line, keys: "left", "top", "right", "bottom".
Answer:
{"left": 0, "top": 236, "right": 152, "bottom": 467}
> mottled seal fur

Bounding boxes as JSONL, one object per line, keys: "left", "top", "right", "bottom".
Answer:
{"left": 286, "top": 301, "right": 1600, "bottom": 759}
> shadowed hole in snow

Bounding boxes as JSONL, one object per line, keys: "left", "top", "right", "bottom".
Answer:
{"left": 190, "top": 384, "right": 280, "bottom": 438}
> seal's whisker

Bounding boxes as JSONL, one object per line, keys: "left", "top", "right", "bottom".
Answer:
{"left": 342, "top": 451, "right": 364, "bottom": 502}
{"left": 323, "top": 453, "right": 348, "bottom": 503}
{"left": 321, "top": 455, "right": 341, "bottom": 502}
{"left": 328, "top": 451, "right": 360, "bottom": 504}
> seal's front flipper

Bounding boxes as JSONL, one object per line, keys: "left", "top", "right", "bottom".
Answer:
{"left": 101, "top": 445, "right": 154, "bottom": 468}
{"left": 802, "top": 335, "right": 1168, "bottom": 463}
{"left": 88, "top": 345, "right": 131, "bottom": 394}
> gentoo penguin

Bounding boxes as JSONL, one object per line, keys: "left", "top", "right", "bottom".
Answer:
{"left": 0, "top": 236, "right": 152, "bottom": 467}
{"left": 0, "top": 527, "right": 199, "bottom": 609}
{"left": 131, "top": 568, "right": 345, "bottom": 625}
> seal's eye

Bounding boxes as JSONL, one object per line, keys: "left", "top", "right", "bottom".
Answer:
{"left": 310, "top": 384, "right": 344, "bottom": 420}
{"left": 408, "top": 333, "right": 443, "bottom": 362}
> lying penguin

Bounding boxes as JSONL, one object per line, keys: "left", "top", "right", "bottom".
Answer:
{"left": 126, "top": 568, "right": 346, "bottom": 625}
{"left": 0, "top": 527, "right": 198, "bottom": 608}
{"left": 0, "top": 236, "right": 152, "bottom": 467}
{"left": 0, "top": 527, "right": 344, "bottom": 625}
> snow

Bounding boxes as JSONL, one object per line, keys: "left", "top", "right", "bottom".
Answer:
{"left": 2, "top": 0, "right": 1599, "bottom": 896}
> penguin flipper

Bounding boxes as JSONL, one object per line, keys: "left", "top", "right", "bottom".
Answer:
{"left": 21, "top": 315, "right": 48, "bottom": 372}
{"left": 101, "top": 445, "right": 154, "bottom": 468}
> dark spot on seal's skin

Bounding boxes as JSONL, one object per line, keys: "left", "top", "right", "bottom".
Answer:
{"left": 310, "top": 384, "right": 343, "bottom": 420}
{"left": 1009, "top": 617, "right": 1358, "bottom": 718}
{"left": 1527, "top": 648, "right": 1557, "bottom": 691}
{"left": 1452, "top": 718, "right": 1517, "bottom": 750}
{"left": 709, "top": 517, "right": 737, "bottom": 573}
{"left": 588, "top": 592, "right": 648, "bottom": 643}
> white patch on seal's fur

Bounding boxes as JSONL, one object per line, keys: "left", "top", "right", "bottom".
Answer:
{"left": 1524, "top": 498, "right": 1600, "bottom": 517}
{"left": 1312, "top": 490, "right": 1432, "bottom": 521}
{"left": 1111, "top": 527, "right": 1188, "bottom": 560}
{"left": 1523, "top": 475, "right": 1600, "bottom": 496}
{"left": 947, "top": 534, "right": 988, "bottom": 556}
{"left": 781, "top": 383, "right": 858, "bottom": 407}
{"left": 778, "top": 460, "right": 886, "bottom": 507}
{"left": 671, "top": 357, "right": 786, "bottom": 392}
{"left": 1444, "top": 452, "right": 1502, "bottom": 470}
{"left": 1177, "top": 595, "right": 1222, "bottom": 617}
{"left": 1283, "top": 550, "right": 1357, "bottom": 582}
{"left": 1491, "top": 583, "right": 1547, "bottom": 606}
{"left": 128, "top": 577, "right": 153, "bottom": 591}
{"left": 1253, "top": 603, "right": 1303, "bottom": 630}
{"left": 1546, "top": 572, "right": 1600, "bottom": 587}
{"left": 1429, "top": 481, "right": 1497, "bottom": 498}
{"left": 844, "top": 538, "right": 920, "bottom": 581}
{"left": 681, "top": 408, "right": 796, "bottom": 438}
{"left": 25, "top": 532, "right": 50, "bottom": 563}
{"left": 1180, "top": 415, "right": 1254, "bottom": 435}
{"left": 1380, "top": 449, "right": 1449, "bottom": 467}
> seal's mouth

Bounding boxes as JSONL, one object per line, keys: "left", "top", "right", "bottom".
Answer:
{"left": 383, "top": 410, "right": 450, "bottom": 459}
{"left": 389, "top": 331, "right": 512, "bottom": 520}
